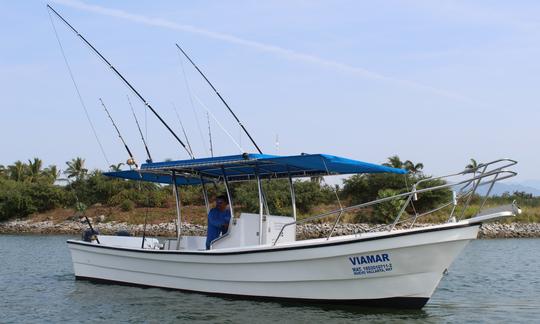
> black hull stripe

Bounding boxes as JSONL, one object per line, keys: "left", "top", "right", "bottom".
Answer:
{"left": 67, "top": 223, "right": 478, "bottom": 256}
{"left": 75, "top": 276, "right": 429, "bottom": 309}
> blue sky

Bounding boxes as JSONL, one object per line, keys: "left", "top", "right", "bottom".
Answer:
{"left": 1, "top": 0, "right": 539, "bottom": 182}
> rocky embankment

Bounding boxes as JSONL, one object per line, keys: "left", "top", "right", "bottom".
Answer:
{"left": 1, "top": 218, "right": 540, "bottom": 239}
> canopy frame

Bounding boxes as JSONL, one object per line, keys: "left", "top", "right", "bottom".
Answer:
{"left": 104, "top": 153, "right": 407, "bottom": 186}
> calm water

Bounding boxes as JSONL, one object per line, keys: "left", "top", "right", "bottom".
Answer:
{"left": 1, "top": 235, "right": 539, "bottom": 323}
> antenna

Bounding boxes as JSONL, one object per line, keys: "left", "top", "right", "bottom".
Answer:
{"left": 175, "top": 43, "right": 263, "bottom": 154}
{"left": 47, "top": 5, "right": 194, "bottom": 159}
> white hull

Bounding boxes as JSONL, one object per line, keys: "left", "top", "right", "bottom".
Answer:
{"left": 68, "top": 223, "right": 479, "bottom": 308}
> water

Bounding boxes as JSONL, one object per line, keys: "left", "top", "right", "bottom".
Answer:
{"left": 1, "top": 236, "right": 539, "bottom": 323}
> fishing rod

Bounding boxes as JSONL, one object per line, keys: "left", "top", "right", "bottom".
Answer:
{"left": 192, "top": 92, "right": 244, "bottom": 154}
{"left": 99, "top": 98, "right": 138, "bottom": 169}
{"left": 207, "top": 112, "right": 214, "bottom": 157}
{"left": 175, "top": 43, "right": 263, "bottom": 154}
{"left": 171, "top": 102, "right": 194, "bottom": 158}
{"left": 127, "top": 95, "right": 153, "bottom": 163}
{"left": 47, "top": 5, "right": 194, "bottom": 159}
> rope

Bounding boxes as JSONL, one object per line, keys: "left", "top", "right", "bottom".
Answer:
{"left": 48, "top": 10, "right": 110, "bottom": 167}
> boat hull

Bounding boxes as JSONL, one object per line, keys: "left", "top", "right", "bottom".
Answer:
{"left": 67, "top": 224, "right": 479, "bottom": 309}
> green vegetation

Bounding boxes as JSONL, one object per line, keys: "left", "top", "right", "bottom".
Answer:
{"left": 0, "top": 156, "right": 538, "bottom": 224}
{"left": 340, "top": 156, "right": 450, "bottom": 222}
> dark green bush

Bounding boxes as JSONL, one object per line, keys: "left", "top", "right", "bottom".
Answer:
{"left": 372, "top": 188, "right": 405, "bottom": 224}
{"left": 108, "top": 187, "right": 169, "bottom": 208}
{"left": 0, "top": 179, "right": 35, "bottom": 221}
{"left": 0, "top": 179, "right": 65, "bottom": 221}
{"left": 24, "top": 182, "right": 66, "bottom": 212}
{"left": 343, "top": 172, "right": 453, "bottom": 221}
{"left": 231, "top": 179, "right": 336, "bottom": 216}
{"left": 120, "top": 199, "right": 135, "bottom": 212}
{"left": 5, "top": 155, "right": 530, "bottom": 225}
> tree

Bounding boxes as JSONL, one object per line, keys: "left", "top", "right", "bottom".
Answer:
{"left": 383, "top": 155, "right": 404, "bottom": 169}
{"left": 109, "top": 163, "right": 125, "bottom": 172}
{"left": 342, "top": 156, "right": 453, "bottom": 221}
{"left": 342, "top": 174, "right": 368, "bottom": 204}
{"left": 65, "top": 157, "right": 88, "bottom": 181}
{"left": 27, "top": 157, "right": 43, "bottom": 183}
{"left": 404, "top": 160, "right": 424, "bottom": 174}
{"left": 0, "top": 165, "right": 5, "bottom": 179}
{"left": 512, "top": 191, "right": 533, "bottom": 199}
{"left": 465, "top": 158, "right": 479, "bottom": 172}
{"left": 8, "top": 161, "right": 27, "bottom": 182}
{"left": 373, "top": 188, "right": 405, "bottom": 223}
{"left": 43, "top": 165, "right": 59, "bottom": 184}
{"left": 310, "top": 176, "right": 323, "bottom": 184}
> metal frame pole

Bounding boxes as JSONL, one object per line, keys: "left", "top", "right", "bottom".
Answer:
{"left": 256, "top": 174, "right": 264, "bottom": 245}
{"left": 447, "top": 190, "right": 459, "bottom": 222}
{"left": 288, "top": 171, "right": 297, "bottom": 222}
{"left": 172, "top": 171, "right": 183, "bottom": 250}
{"left": 262, "top": 180, "right": 270, "bottom": 216}
{"left": 459, "top": 165, "right": 488, "bottom": 220}
{"left": 200, "top": 175, "right": 210, "bottom": 215}
{"left": 221, "top": 167, "right": 234, "bottom": 222}
{"left": 479, "top": 173, "right": 499, "bottom": 212}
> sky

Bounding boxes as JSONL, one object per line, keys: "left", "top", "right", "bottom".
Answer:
{"left": 1, "top": 0, "right": 539, "bottom": 184}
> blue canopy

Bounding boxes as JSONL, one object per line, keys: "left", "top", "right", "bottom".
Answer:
{"left": 104, "top": 153, "right": 406, "bottom": 185}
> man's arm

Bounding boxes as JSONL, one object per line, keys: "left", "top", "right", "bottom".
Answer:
{"left": 221, "top": 210, "right": 231, "bottom": 233}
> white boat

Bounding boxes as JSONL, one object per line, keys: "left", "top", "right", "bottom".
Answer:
{"left": 67, "top": 155, "right": 520, "bottom": 309}
{"left": 46, "top": 5, "right": 520, "bottom": 309}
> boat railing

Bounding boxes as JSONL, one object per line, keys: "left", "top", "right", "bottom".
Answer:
{"left": 273, "top": 158, "right": 517, "bottom": 245}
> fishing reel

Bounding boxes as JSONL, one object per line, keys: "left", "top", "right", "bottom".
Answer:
{"left": 126, "top": 158, "right": 138, "bottom": 169}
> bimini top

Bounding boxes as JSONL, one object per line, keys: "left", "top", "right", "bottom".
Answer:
{"left": 104, "top": 153, "right": 407, "bottom": 186}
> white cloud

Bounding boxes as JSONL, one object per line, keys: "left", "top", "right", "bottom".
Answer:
{"left": 50, "top": 0, "right": 470, "bottom": 102}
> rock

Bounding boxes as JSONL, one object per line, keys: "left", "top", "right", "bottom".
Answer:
{"left": 2, "top": 217, "right": 540, "bottom": 239}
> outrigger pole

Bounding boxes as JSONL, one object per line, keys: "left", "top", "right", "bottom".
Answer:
{"left": 127, "top": 95, "right": 153, "bottom": 163}
{"left": 99, "top": 98, "right": 138, "bottom": 168}
{"left": 47, "top": 5, "right": 194, "bottom": 159}
{"left": 175, "top": 43, "right": 263, "bottom": 154}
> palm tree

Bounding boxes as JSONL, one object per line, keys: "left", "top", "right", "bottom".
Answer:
{"left": 404, "top": 160, "right": 424, "bottom": 174}
{"left": 109, "top": 162, "right": 124, "bottom": 172}
{"left": 465, "top": 158, "right": 479, "bottom": 172}
{"left": 65, "top": 157, "right": 88, "bottom": 181}
{"left": 27, "top": 157, "right": 43, "bottom": 183}
{"left": 8, "top": 161, "right": 27, "bottom": 182}
{"left": 0, "top": 164, "right": 5, "bottom": 179}
{"left": 383, "top": 155, "right": 404, "bottom": 169}
{"left": 43, "top": 165, "right": 59, "bottom": 184}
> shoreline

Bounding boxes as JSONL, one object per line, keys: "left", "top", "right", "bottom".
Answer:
{"left": 1, "top": 219, "right": 540, "bottom": 239}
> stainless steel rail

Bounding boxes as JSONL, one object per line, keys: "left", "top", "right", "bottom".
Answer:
{"left": 273, "top": 159, "right": 517, "bottom": 245}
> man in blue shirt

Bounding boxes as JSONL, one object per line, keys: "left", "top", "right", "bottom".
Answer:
{"left": 206, "top": 195, "right": 231, "bottom": 250}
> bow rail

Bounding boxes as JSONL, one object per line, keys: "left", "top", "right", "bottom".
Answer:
{"left": 273, "top": 159, "right": 518, "bottom": 245}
